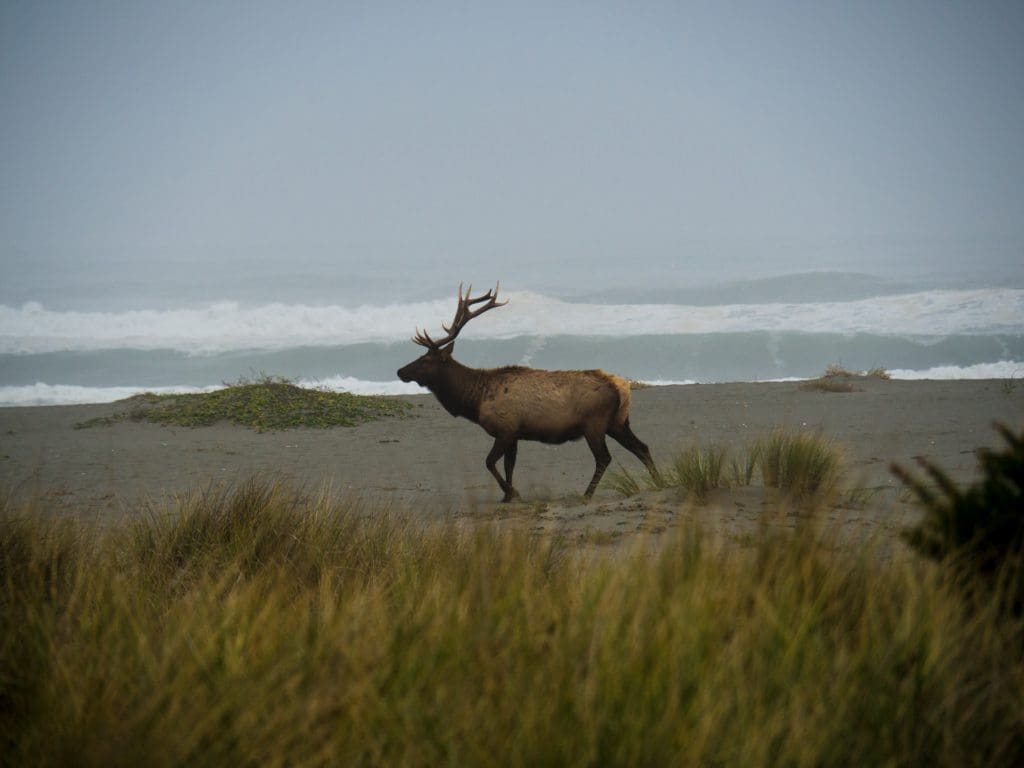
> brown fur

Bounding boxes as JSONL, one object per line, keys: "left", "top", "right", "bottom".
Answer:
{"left": 605, "top": 373, "right": 632, "bottom": 427}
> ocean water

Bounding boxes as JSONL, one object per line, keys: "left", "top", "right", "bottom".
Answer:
{"left": 1, "top": 269, "right": 1023, "bottom": 406}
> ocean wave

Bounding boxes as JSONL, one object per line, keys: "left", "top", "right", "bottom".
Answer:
{"left": 5, "top": 361, "right": 1021, "bottom": 407}
{"left": 886, "top": 361, "right": 1024, "bottom": 380}
{"left": 0, "top": 378, "right": 425, "bottom": 408}
{"left": 2, "top": 288, "right": 1023, "bottom": 354}
{"left": 301, "top": 376, "right": 427, "bottom": 396}
{"left": 635, "top": 379, "right": 698, "bottom": 387}
{"left": 0, "top": 383, "right": 225, "bottom": 407}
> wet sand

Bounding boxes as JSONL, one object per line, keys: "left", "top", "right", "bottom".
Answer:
{"left": 2, "top": 379, "right": 1021, "bottom": 549}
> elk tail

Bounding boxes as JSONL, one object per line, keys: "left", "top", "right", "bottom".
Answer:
{"left": 606, "top": 373, "right": 632, "bottom": 427}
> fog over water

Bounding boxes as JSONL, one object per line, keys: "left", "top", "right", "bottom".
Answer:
{"left": 1, "top": 2, "right": 1022, "bottom": 403}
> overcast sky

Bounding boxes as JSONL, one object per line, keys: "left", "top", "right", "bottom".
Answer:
{"left": 2, "top": 1, "right": 1022, "bottom": 295}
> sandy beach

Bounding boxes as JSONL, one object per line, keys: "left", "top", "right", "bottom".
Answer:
{"left": 2, "top": 379, "right": 1022, "bottom": 548}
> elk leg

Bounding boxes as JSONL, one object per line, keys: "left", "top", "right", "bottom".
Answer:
{"left": 583, "top": 432, "right": 612, "bottom": 499}
{"left": 504, "top": 440, "right": 518, "bottom": 489}
{"left": 609, "top": 419, "right": 662, "bottom": 485}
{"left": 486, "top": 437, "right": 520, "bottom": 502}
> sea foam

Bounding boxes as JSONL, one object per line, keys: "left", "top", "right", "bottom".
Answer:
{"left": 886, "top": 360, "right": 1024, "bottom": 380}
{"left": 0, "top": 377, "right": 425, "bottom": 407}
{"left": 3, "top": 362, "right": 1021, "bottom": 407}
{"left": 2, "top": 288, "right": 1022, "bottom": 354}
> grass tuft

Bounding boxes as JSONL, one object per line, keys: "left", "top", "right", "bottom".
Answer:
{"left": 669, "top": 444, "right": 729, "bottom": 501}
{"left": 799, "top": 377, "right": 858, "bottom": 393}
{"left": 604, "top": 463, "right": 646, "bottom": 497}
{"left": 76, "top": 375, "right": 411, "bottom": 431}
{"left": 727, "top": 442, "right": 762, "bottom": 487}
{"left": 800, "top": 364, "right": 891, "bottom": 393}
{"left": 605, "top": 433, "right": 839, "bottom": 506}
{"left": 758, "top": 428, "right": 844, "bottom": 504}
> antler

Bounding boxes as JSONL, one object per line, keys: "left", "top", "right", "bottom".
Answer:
{"left": 413, "top": 282, "right": 508, "bottom": 349}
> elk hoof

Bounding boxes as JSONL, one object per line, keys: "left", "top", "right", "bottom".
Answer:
{"left": 501, "top": 490, "right": 521, "bottom": 503}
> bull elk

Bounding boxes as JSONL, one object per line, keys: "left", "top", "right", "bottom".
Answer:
{"left": 397, "top": 283, "right": 661, "bottom": 501}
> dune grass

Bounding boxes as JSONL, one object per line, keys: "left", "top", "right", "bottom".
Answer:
{"left": 607, "top": 429, "right": 842, "bottom": 507}
{"left": 799, "top": 376, "right": 858, "bottom": 393}
{"left": 606, "top": 445, "right": 731, "bottom": 500}
{"left": 758, "top": 428, "right": 844, "bottom": 503}
{"left": 668, "top": 444, "right": 729, "bottom": 501}
{"left": 603, "top": 462, "right": 647, "bottom": 497}
{"left": 75, "top": 375, "right": 411, "bottom": 431}
{"left": 3, "top": 479, "right": 1022, "bottom": 766}
{"left": 727, "top": 442, "right": 762, "bottom": 487}
{"left": 799, "top": 363, "right": 892, "bottom": 393}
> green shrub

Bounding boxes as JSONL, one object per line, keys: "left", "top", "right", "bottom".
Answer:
{"left": 892, "top": 422, "right": 1024, "bottom": 614}
{"left": 76, "top": 375, "right": 411, "bottom": 431}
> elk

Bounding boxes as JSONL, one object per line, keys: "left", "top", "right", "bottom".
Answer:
{"left": 397, "top": 283, "right": 661, "bottom": 501}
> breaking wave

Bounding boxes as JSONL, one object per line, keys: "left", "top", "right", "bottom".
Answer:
{"left": 2, "top": 288, "right": 1022, "bottom": 354}
{"left": 0, "top": 377, "right": 426, "bottom": 408}
{"left": 4, "top": 361, "right": 1021, "bottom": 407}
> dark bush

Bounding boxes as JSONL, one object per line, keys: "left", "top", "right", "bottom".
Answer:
{"left": 892, "top": 423, "right": 1024, "bottom": 614}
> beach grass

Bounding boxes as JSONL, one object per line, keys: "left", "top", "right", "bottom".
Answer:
{"left": 604, "top": 462, "right": 646, "bottom": 497}
{"left": 800, "top": 376, "right": 858, "bottom": 393}
{"left": 606, "top": 430, "right": 841, "bottom": 506}
{"left": 668, "top": 444, "right": 729, "bottom": 501}
{"left": 3, "top": 478, "right": 1022, "bottom": 766}
{"left": 758, "top": 428, "right": 843, "bottom": 503}
{"left": 74, "top": 375, "right": 411, "bottom": 431}
{"left": 727, "top": 442, "right": 762, "bottom": 487}
{"left": 799, "top": 363, "right": 891, "bottom": 393}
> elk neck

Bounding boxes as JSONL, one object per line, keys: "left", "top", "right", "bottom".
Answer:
{"left": 429, "top": 358, "right": 489, "bottom": 421}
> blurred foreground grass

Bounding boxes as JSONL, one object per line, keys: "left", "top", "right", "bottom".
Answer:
{"left": 2, "top": 479, "right": 1023, "bottom": 767}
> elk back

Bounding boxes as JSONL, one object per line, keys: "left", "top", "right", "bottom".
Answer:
{"left": 477, "top": 368, "right": 631, "bottom": 443}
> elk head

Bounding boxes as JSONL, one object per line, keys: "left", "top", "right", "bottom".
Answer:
{"left": 397, "top": 283, "right": 507, "bottom": 388}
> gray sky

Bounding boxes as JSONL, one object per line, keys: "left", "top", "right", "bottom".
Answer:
{"left": 2, "top": 0, "right": 1022, "bottom": 296}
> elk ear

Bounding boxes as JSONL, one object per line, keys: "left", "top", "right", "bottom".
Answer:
{"left": 439, "top": 343, "right": 455, "bottom": 361}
